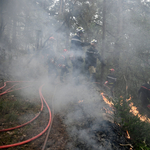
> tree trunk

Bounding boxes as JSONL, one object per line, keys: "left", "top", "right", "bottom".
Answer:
{"left": 59, "top": 0, "right": 64, "bottom": 14}
{"left": 12, "top": 0, "right": 17, "bottom": 51}
{"left": 100, "top": 0, "right": 106, "bottom": 84}
{"left": 36, "top": 30, "right": 42, "bottom": 51}
{"left": 0, "top": 0, "right": 5, "bottom": 42}
{"left": 113, "top": 0, "right": 123, "bottom": 70}
{"left": 12, "top": 20, "right": 17, "bottom": 50}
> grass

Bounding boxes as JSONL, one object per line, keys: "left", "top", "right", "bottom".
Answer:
{"left": 5, "top": 112, "right": 19, "bottom": 122}
{"left": 0, "top": 91, "right": 41, "bottom": 149}
{"left": 0, "top": 92, "right": 40, "bottom": 124}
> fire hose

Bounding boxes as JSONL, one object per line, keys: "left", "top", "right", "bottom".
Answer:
{"left": 0, "top": 82, "right": 52, "bottom": 149}
{"left": 42, "top": 85, "right": 56, "bottom": 150}
{"left": 0, "top": 81, "right": 43, "bottom": 132}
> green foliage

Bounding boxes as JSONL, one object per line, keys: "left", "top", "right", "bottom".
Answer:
{"left": 135, "top": 141, "right": 150, "bottom": 150}
{"left": 113, "top": 96, "right": 150, "bottom": 149}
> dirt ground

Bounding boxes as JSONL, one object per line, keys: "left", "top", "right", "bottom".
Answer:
{"left": 44, "top": 114, "right": 70, "bottom": 150}
{"left": 0, "top": 83, "right": 70, "bottom": 150}
{"left": 0, "top": 82, "right": 131, "bottom": 150}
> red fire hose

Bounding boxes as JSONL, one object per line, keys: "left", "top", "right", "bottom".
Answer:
{"left": 0, "top": 82, "right": 52, "bottom": 149}
{"left": 0, "top": 81, "right": 36, "bottom": 96}
{"left": 0, "top": 112, "right": 41, "bottom": 132}
{"left": 0, "top": 82, "right": 44, "bottom": 132}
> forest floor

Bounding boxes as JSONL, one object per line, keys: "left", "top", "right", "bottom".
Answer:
{"left": 0, "top": 81, "right": 132, "bottom": 150}
{"left": 0, "top": 87, "right": 70, "bottom": 150}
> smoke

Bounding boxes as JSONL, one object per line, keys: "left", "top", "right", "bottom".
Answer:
{"left": 0, "top": 0, "right": 136, "bottom": 149}
{"left": 51, "top": 80, "right": 115, "bottom": 149}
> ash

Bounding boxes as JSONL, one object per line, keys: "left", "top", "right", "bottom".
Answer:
{"left": 57, "top": 84, "right": 130, "bottom": 150}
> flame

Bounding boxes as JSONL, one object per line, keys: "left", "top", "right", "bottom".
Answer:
{"left": 101, "top": 93, "right": 114, "bottom": 115}
{"left": 101, "top": 93, "right": 150, "bottom": 123}
{"left": 120, "top": 100, "right": 123, "bottom": 106}
{"left": 129, "top": 102, "right": 150, "bottom": 122}
{"left": 102, "top": 107, "right": 113, "bottom": 114}
{"left": 126, "top": 130, "right": 130, "bottom": 139}
{"left": 101, "top": 93, "right": 114, "bottom": 107}
{"left": 78, "top": 100, "right": 83, "bottom": 103}
{"left": 126, "top": 96, "right": 132, "bottom": 102}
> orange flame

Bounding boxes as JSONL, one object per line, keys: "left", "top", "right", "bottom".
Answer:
{"left": 126, "top": 130, "right": 130, "bottom": 139}
{"left": 101, "top": 93, "right": 114, "bottom": 107}
{"left": 126, "top": 96, "right": 132, "bottom": 102}
{"left": 102, "top": 107, "right": 113, "bottom": 114}
{"left": 101, "top": 93, "right": 150, "bottom": 123}
{"left": 129, "top": 102, "right": 150, "bottom": 122}
{"left": 78, "top": 100, "right": 83, "bottom": 103}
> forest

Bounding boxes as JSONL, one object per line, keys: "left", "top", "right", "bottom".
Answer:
{"left": 1, "top": 0, "right": 150, "bottom": 149}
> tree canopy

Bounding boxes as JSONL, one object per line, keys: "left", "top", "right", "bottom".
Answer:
{"left": 0, "top": 0, "right": 150, "bottom": 94}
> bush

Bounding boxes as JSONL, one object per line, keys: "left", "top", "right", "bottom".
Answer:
{"left": 113, "top": 96, "right": 150, "bottom": 149}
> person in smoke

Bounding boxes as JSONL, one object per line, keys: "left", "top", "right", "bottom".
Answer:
{"left": 47, "top": 55, "right": 58, "bottom": 80}
{"left": 70, "top": 27, "right": 91, "bottom": 84}
{"left": 104, "top": 69, "right": 117, "bottom": 97}
{"left": 85, "top": 39, "right": 105, "bottom": 82}
{"left": 57, "top": 49, "right": 70, "bottom": 82}
{"left": 42, "top": 37, "right": 55, "bottom": 64}
{"left": 138, "top": 80, "right": 150, "bottom": 110}
{"left": 46, "top": 37, "right": 58, "bottom": 80}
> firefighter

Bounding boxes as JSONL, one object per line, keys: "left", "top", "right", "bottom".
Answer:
{"left": 85, "top": 39, "right": 105, "bottom": 82}
{"left": 104, "top": 69, "right": 117, "bottom": 97}
{"left": 42, "top": 37, "right": 55, "bottom": 62}
{"left": 70, "top": 27, "right": 91, "bottom": 83}
{"left": 47, "top": 55, "right": 58, "bottom": 80}
{"left": 138, "top": 80, "right": 150, "bottom": 109}
{"left": 47, "top": 37, "right": 58, "bottom": 80}
{"left": 58, "top": 49, "right": 70, "bottom": 82}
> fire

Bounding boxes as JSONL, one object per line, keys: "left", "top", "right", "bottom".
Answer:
{"left": 101, "top": 93, "right": 114, "bottom": 115}
{"left": 120, "top": 100, "right": 123, "bottom": 106}
{"left": 102, "top": 107, "right": 113, "bottom": 114}
{"left": 126, "top": 130, "right": 130, "bottom": 139}
{"left": 101, "top": 93, "right": 114, "bottom": 107}
{"left": 118, "top": 95, "right": 150, "bottom": 122}
{"left": 129, "top": 102, "right": 150, "bottom": 122}
{"left": 126, "top": 96, "right": 131, "bottom": 102}
{"left": 78, "top": 100, "right": 83, "bottom": 103}
{"left": 101, "top": 93, "right": 150, "bottom": 123}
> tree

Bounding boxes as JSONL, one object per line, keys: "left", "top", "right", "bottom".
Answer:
{"left": 100, "top": 0, "right": 106, "bottom": 84}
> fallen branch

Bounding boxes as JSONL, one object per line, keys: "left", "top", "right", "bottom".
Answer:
{"left": 120, "top": 143, "right": 133, "bottom": 148}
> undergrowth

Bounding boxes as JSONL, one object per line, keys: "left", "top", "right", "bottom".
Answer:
{"left": 0, "top": 92, "right": 40, "bottom": 124}
{"left": 113, "top": 96, "right": 150, "bottom": 150}
{"left": 0, "top": 91, "right": 41, "bottom": 149}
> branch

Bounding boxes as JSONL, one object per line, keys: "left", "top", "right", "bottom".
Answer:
{"left": 123, "top": 75, "right": 128, "bottom": 95}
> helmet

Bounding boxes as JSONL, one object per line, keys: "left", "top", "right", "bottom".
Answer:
{"left": 76, "top": 27, "right": 84, "bottom": 34}
{"left": 104, "top": 81, "right": 108, "bottom": 85}
{"left": 91, "top": 39, "right": 98, "bottom": 43}
{"left": 147, "top": 104, "right": 150, "bottom": 109}
{"left": 147, "top": 78, "right": 150, "bottom": 84}
{"left": 109, "top": 68, "right": 115, "bottom": 72}
{"left": 49, "top": 37, "right": 55, "bottom": 40}
{"left": 63, "top": 49, "right": 67, "bottom": 52}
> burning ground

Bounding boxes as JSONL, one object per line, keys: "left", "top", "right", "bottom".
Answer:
{"left": 52, "top": 82, "right": 131, "bottom": 150}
